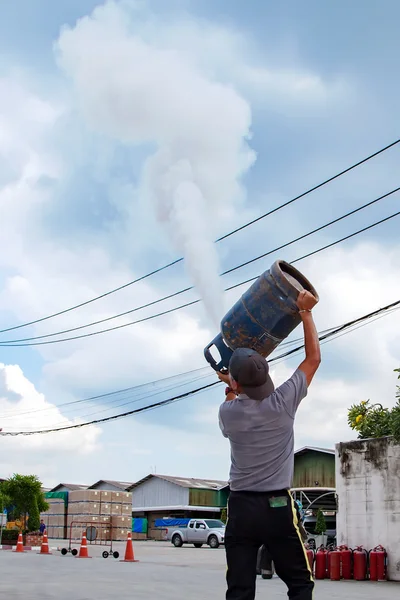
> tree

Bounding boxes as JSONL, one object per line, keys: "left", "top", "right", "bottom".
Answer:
{"left": 315, "top": 509, "right": 327, "bottom": 536}
{"left": 220, "top": 507, "right": 227, "bottom": 524}
{"left": 1, "top": 474, "right": 49, "bottom": 531}
{"left": 348, "top": 369, "right": 400, "bottom": 442}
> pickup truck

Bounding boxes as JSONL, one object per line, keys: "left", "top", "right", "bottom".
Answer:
{"left": 168, "top": 518, "right": 225, "bottom": 549}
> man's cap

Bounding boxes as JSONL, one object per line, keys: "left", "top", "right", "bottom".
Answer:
{"left": 229, "top": 348, "right": 274, "bottom": 400}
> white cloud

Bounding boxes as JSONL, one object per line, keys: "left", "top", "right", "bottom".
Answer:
{"left": 0, "top": 363, "right": 101, "bottom": 480}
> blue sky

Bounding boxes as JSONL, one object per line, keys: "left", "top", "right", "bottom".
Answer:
{"left": 0, "top": 0, "right": 399, "bottom": 487}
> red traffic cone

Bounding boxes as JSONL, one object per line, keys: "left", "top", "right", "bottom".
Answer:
{"left": 77, "top": 532, "right": 91, "bottom": 558}
{"left": 14, "top": 532, "right": 25, "bottom": 553}
{"left": 39, "top": 532, "right": 52, "bottom": 555}
{"left": 120, "top": 532, "right": 139, "bottom": 563}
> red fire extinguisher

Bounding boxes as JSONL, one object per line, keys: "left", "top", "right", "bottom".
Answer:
{"left": 329, "top": 547, "right": 342, "bottom": 581}
{"left": 353, "top": 546, "right": 368, "bottom": 581}
{"left": 306, "top": 547, "right": 315, "bottom": 573}
{"left": 340, "top": 545, "right": 353, "bottom": 580}
{"left": 315, "top": 547, "right": 328, "bottom": 580}
{"left": 369, "top": 545, "right": 387, "bottom": 581}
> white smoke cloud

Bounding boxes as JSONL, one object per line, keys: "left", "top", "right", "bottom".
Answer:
{"left": 55, "top": 1, "right": 256, "bottom": 326}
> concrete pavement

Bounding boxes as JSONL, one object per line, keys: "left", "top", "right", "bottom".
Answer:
{"left": 0, "top": 541, "right": 398, "bottom": 599}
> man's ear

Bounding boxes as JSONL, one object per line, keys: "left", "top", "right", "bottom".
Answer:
{"left": 229, "top": 374, "right": 239, "bottom": 392}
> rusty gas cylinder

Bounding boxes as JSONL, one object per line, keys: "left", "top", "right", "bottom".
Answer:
{"left": 204, "top": 259, "right": 319, "bottom": 371}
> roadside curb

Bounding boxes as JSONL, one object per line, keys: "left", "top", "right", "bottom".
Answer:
{"left": 0, "top": 545, "right": 59, "bottom": 551}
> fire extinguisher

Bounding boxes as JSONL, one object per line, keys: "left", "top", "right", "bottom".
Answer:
{"left": 369, "top": 545, "right": 387, "bottom": 581}
{"left": 353, "top": 546, "right": 368, "bottom": 581}
{"left": 329, "top": 547, "right": 342, "bottom": 581}
{"left": 315, "top": 546, "right": 328, "bottom": 580}
{"left": 340, "top": 545, "right": 353, "bottom": 580}
{"left": 306, "top": 547, "right": 315, "bottom": 573}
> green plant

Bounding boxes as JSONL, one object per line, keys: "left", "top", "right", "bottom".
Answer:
{"left": 1, "top": 474, "right": 49, "bottom": 531}
{"left": 27, "top": 498, "right": 40, "bottom": 533}
{"left": 0, "top": 529, "right": 20, "bottom": 541}
{"left": 347, "top": 369, "right": 400, "bottom": 442}
{"left": 220, "top": 507, "right": 227, "bottom": 524}
{"left": 315, "top": 509, "right": 327, "bottom": 535}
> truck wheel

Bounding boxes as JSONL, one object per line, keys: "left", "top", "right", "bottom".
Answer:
{"left": 194, "top": 543, "right": 203, "bottom": 548}
{"left": 172, "top": 534, "right": 183, "bottom": 548}
{"left": 208, "top": 535, "right": 219, "bottom": 549}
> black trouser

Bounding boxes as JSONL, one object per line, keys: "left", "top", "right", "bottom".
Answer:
{"left": 225, "top": 489, "right": 314, "bottom": 600}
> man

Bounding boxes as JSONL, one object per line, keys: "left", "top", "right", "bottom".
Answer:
{"left": 39, "top": 519, "right": 46, "bottom": 535}
{"left": 218, "top": 289, "right": 320, "bottom": 600}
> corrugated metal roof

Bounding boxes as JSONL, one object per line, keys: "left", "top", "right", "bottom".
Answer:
{"left": 128, "top": 474, "right": 228, "bottom": 491}
{"left": 89, "top": 480, "right": 134, "bottom": 491}
{"left": 50, "top": 483, "right": 89, "bottom": 491}
{"left": 295, "top": 446, "right": 335, "bottom": 456}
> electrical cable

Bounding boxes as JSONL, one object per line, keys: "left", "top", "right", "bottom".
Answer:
{"left": 0, "top": 366, "right": 210, "bottom": 420}
{"left": 4, "top": 373, "right": 213, "bottom": 431}
{"left": 1, "top": 138, "right": 398, "bottom": 335}
{"left": 1, "top": 297, "right": 399, "bottom": 436}
{"left": 1, "top": 187, "right": 397, "bottom": 345}
{"left": 2, "top": 206, "right": 399, "bottom": 347}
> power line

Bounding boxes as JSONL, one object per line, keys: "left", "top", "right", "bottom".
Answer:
{"left": 1, "top": 138, "right": 399, "bottom": 335}
{"left": 0, "top": 367, "right": 209, "bottom": 420}
{"left": 0, "top": 324, "right": 339, "bottom": 421}
{"left": 4, "top": 373, "right": 213, "bottom": 431}
{"left": 1, "top": 186, "right": 397, "bottom": 345}
{"left": 2, "top": 297, "right": 399, "bottom": 436}
{"left": 1, "top": 206, "right": 399, "bottom": 347}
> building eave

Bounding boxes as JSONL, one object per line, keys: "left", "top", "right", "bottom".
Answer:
{"left": 132, "top": 505, "right": 223, "bottom": 513}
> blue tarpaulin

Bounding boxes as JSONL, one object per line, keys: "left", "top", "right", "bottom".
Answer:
{"left": 154, "top": 518, "right": 190, "bottom": 528}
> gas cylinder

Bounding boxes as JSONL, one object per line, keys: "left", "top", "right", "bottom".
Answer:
{"left": 353, "top": 546, "right": 368, "bottom": 581}
{"left": 204, "top": 260, "right": 319, "bottom": 371}
{"left": 329, "top": 547, "right": 342, "bottom": 581}
{"left": 315, "top": 547, "right": 328, "bottom": 580}
{"left": 340, "top": 545, "right": 353, "bottom": 580}
{"left": 369, "top": 545, "right": 386, "bottom": 581}
{"left": 306, "top": 547, "right": 315, "bottom": 573}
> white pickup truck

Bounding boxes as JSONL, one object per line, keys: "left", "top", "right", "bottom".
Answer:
{"left": 168, "top": 518, "right": 225, "bottom": 549}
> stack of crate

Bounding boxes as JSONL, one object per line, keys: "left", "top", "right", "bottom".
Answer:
{"left": 67, "top": 490, "right": 102, "bottom": 540}
{"left": 110, "top": 491, "right": 132, "bottom": 541}
{"left": 66, "top": 489, "right": 132, "bottom": 541}
{"left": 40, "top": 496, "right": 67, "bottom": 539}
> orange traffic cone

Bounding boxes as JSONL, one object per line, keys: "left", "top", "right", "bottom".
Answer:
{"left": 120, "top": 532, "right": 139, "bottom": 563}
{"left": 39, "top": 532, "right": 52, "bottom": 555}
{"left": 77, "top": 532, "right": 91, "bottom": 558}
{"left": 13, "top": 532, "right": 25, "bottom": 553}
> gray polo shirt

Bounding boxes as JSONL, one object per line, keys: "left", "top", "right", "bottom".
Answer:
{"left": 219, "top": 369, "right": 307, "bottom": 492}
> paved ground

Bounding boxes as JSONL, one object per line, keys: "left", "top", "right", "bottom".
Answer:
{"left": 0, "top": 541, "right": 398, "bottom": 599}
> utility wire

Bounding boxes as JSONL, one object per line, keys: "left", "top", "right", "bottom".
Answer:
{"left": 1, "top": 297, "right": 399, "bottom": 436}
{"left": 0, "top": 324, "right": 339, "bottom": 420}
{"left": 0, "top": 369, "right": 210, "bottom": 421}
{"left": 4, "top": 373, "right": 213, "bottom": 431}
{"left": 2, "top": 206, "right": 399, "bottom": 347}
{"left": 1, "top": 138, "right": 398, "bottom": 335}
{"left": 1, "top": 187, "right": 397, "bottom": 345}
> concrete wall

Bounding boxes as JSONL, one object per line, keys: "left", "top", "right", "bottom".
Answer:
{"left": 336, "top": 437, "right": 400, "bottom": 581}
{"left": 131, "top": 476, "right": 188, "bottom": 509}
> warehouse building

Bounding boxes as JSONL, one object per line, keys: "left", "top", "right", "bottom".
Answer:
{"left": 128, "top": 475, "right": 229, "bottom": 540}
{"left": 292, "top": 446, "right": 336, "bottom": 512}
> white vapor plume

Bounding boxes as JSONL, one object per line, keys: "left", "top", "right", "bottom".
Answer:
{"left": 55, "top": 1, "right": 256, "bottom": 325}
